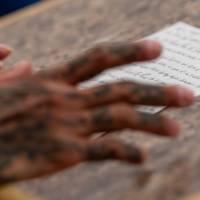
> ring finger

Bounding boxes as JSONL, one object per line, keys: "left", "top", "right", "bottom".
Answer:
{"left": 84, "top": 103, "right": 180, "bottom": 137}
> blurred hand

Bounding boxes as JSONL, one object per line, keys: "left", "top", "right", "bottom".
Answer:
{"left": 0, "top": 40, "right": 194, "bottom": 184}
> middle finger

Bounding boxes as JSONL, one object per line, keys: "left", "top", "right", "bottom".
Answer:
{"left": 80, "top": 81, "right": 194, "bottom": 107}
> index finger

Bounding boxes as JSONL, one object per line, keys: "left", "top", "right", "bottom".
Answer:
{"left": 41, "top": 40, "right": 162, "bottom": 85}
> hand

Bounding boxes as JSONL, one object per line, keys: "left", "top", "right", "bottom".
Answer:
{"left": 0, "top": 40, "right": 194, "bottom": 184}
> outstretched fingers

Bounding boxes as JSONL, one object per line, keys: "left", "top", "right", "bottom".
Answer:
{"left": 42, "top": 40, "right": 162, "bottom": 84}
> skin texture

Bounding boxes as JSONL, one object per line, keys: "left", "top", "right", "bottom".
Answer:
{"left": 0, "top": 40, "right": 195, "bottom": 185}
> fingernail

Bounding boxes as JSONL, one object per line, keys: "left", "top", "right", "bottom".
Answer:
{"left": 0, "top": 44, "right": 12, "bottom": 57}
{"left": 176, "top": 86, "right": 195, "bottom": 106}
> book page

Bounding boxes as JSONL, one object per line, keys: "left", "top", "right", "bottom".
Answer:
{"left": 83, "top": 22, "right": 200, "bottom": 113}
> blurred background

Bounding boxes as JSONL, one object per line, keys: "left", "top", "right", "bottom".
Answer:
{"left": 0, "top": 0, "right": 40, "bottom": 16}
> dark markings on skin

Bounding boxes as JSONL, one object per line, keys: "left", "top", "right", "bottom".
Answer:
{"left": 0, "top": 115, "right": 49, "bottom": 157}
{"left": 0, "top": 80, "right": 55, "bottom": 127}
{"left": 40, "top": 43, "right": 145, "bottom": 83}
{"left": 2, "top": 79, "right": 49, "bottom": 96}
{"left": 42, "top": 43, "right": 145, "bottom": 83}
{"left": 0, "top": 79, "right": 49, "bottom": 112}
{"left": 64, "top": 91, "right": 88, "bottom": 102}
{"left": 42, "top": 55, "right": 91, "bottom": 82}
{"left": 67, "top": 55, "right": 90, "bottom": 74}
{"left": 107, "top": 43, "right": 140, "bottom": 62}
{"left": 61, "top": 43, "right": 142, "bottom": 83}
{"left": 91, "top": 107, "right": 114, "bottom": 130}
{"left": 87, "top": 142, "right": 117, "bottom": 160}
{"left": 0, "top": 107, "right": 87, "bottom": 184}
{"left": 55, "top": 116, "right": 87, "bottom": 127}
{"left": 137, "top": 112, "right": 163, "bottom": 130}
{"left": 130, "top": 84, "right": 166, "bottom": 104}
{"left": 93, "top": 84, "right": 112, "bottom": 98}
{"left": 122, "top": 144, "right": 143, "bottom": 163}
{"left": 0, "top": 47, "right": 170, "bottom": 185}
{"left": 87, "top": 141, "right": 143, "bottom": 163}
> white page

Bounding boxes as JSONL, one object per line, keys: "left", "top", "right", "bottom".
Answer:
{"left": 82, "top": 22, "right": 200, "bottom": 113}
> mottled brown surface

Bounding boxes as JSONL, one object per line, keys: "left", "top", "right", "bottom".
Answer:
{"left": 0, "top": 0, "right": 200, "bottom": 199}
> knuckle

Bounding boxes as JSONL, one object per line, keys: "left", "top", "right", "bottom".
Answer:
{"left": 114, "top": 81, "right": 138, "bottom": 99}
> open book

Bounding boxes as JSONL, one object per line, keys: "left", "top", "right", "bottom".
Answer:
{"left": 83, "top": 22, "right": 200, "bottom": 113}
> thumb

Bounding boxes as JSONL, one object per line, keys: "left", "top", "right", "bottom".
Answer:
{"left": 0, "top": 61, "right": 32, "bottom": 83}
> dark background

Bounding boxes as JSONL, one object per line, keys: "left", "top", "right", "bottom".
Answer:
{"left": 0, "top": 0, "right": 40, "bottom": 16}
